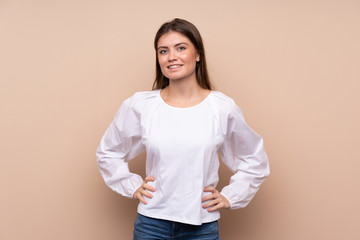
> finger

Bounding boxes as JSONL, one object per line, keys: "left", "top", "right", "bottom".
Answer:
{"left": 134, "top": 191, "right": 148, "bottom": 204}
{"left": 206, "top": 199, "right": 228, "bottom": 212}
{"left": 144, "top": 176, "right": 155, "bottom": 182}
{"left": 143, "top": 182, "right": 156, "bottom": 192}
{"left": 201, "top": 193, "right": 215, "bottom": 202}
{"left": 140, "top": 187, "right": 154, "bottom": 198}
{"left": 138, "top": 194, "right": 148, "bottom": 205}
{"left": 133, "top": 186, "right": 152, "bottom": 199}
{"left": 140, "top": 190, "right": 153, "bottom": 199}
{"left": 202, "top": 190, "right": 221, "bottom": 202}
{"left": 202, "top": 198, "right": 220, "bottom": 209}
{"left": 205, "top": 196, "right": 230, "bottom": 211}
{"left": 202, "top": 187, "right": 217, "bottom": 202}
{"left": 207, "top": 203, "right": 223, "bottom": 212}
{"left": 203, "top": 186, "right": 216, "bottom": 193}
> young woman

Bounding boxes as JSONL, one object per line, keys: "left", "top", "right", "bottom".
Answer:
{"left": 96, "top": 18, "right": 270, "bottom": 240}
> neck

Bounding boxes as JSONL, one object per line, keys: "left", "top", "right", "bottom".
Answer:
{"left": 161, "top": 76, "right": 210, "bottom": 108}
{"left": 167, "top": 76, "right": 201, "bottom": 99}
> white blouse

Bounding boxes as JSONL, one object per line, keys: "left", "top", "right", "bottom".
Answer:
{"left": 96, "top": 90, "right": 269, "bottom": 225}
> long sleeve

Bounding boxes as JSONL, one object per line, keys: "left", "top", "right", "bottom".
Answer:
{"left": 219, "top": 103, "right": 270, "bottom": 209}
{"left": 96, "top": 96, "right": 145, "bottom": 198}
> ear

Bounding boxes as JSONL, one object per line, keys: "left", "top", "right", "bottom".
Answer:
{"left": 196, "top": 52, "right": 200, "bottom": 62}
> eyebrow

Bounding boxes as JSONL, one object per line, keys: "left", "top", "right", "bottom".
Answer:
{"left": 157, "top": 42, "right": 188, "bottom": 50}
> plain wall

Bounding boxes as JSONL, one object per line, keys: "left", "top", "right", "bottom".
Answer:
{"left": 1, "top": 0, "right": 359, "bottom": 239}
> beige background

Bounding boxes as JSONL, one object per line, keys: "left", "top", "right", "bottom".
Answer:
{"left": 1, "top": 0, "right": 359, "bottom": 239}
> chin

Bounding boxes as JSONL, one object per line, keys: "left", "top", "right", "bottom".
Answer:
{"left": 165, "top": 74, "right": 184, "bottom": 81}
{"left": 165, "top": 73, "right": 195, "bottom": 82}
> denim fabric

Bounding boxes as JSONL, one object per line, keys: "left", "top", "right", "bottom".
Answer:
{"left": 133, "top": 213, "right": 221, "bottom": 240}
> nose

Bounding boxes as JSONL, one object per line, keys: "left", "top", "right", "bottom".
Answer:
{"left": 168, "top": 49, "right": 177, "bottom": 62}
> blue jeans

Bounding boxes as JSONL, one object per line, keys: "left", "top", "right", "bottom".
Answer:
{"left": 133, "top": 213, "right": 221, "bottom": 240}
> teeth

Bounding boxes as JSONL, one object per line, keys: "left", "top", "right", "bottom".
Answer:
{"left": 168, "top": 65, "right": 181, "bottom": 69}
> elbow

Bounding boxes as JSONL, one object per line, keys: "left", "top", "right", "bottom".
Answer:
{"left": 264, "top": 166, "right": 270, "bottom": 180}
{"left": 262, "top": 157, "right": 270, "bottom": 180}
{"left": 260, "top": 151, "right": 270, "bottom": 179}
{"left": 261, "top": 162, "right": 270, "bottom": 184}
{"left": 255, "top": 158, "right": 270, "bottom": 183}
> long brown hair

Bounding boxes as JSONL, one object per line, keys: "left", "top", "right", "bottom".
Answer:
{"left": 152, "top": 18, "right": 212, "bottom": 90}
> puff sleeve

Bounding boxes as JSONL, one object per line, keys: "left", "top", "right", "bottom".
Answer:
{"left": 219, "top": 103, "right": 270, "bottom": 209}
{"left": 96, "top": 96, "right": 145, "bottom": 198}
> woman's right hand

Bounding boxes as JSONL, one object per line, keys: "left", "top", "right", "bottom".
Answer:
{"left": 133, "top": 176, "right": 156, "bottom": 205}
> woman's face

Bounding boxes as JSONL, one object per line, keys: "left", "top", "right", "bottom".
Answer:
{"left": 157, "top": 31, "right": 200, "bottom": 82}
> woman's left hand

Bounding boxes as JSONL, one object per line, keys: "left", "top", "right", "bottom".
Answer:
{"left": 201, "top": 187, "right": 230, "bottom": 212}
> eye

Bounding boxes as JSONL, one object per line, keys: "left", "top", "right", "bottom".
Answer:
{"left": 159, "top": 49, "right": 167, "bottom": 54}
{"left": 178, "top": 46, "right": 186, "bottom": 51}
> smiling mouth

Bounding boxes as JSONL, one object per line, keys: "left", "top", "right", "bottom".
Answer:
{"left": 167, "top": 64, "right": 183, "bottom": 69}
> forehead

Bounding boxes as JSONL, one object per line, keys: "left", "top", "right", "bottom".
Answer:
{"left": 157, "top": 31, "right": 193, "bottom": 47}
